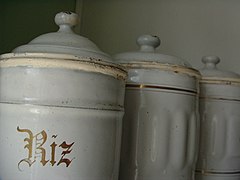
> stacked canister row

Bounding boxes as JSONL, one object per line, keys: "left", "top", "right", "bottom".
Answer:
{"left": 0, "top": 12, "right": 239, "bottom": 180}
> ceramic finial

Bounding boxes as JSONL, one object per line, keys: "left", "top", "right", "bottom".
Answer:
{"left": 202, "top": 56, "right": 220, "bottom": 69}
{"left": 55, "top": 11, "right": 79, "bottom": 32}
{"left": 137, "top": 35, "right": 161, "bottom": 52}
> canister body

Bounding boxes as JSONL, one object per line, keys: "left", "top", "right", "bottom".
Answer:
{"left": 196, "top": 84, "right": 240, "bottom": 180}
{"left": 0, "top": 54, "right": 126, "bottom": 180}
{"left": 119, "top": 68, "right": 199, "bottom": 180}
{"left": 0, "top": 104, "right": 123, "bottom": 180}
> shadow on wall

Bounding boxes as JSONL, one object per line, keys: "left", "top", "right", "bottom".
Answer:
{"left": 0, "top": 0, "right": 76, "bottom": 54}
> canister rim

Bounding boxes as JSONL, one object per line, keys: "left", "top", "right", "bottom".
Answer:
{"left": 119, "top": 61, "right": 201, "bottom": 79}
{"left": 0, "top": 53, "right": 127, "bottom": 80}
{"left": 200, "top": 77, "right": 240, "bottom": 86}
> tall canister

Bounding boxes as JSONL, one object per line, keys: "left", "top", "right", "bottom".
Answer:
{"left": 0, "top": 12, "right": 127, "bottom": 180}
{"left": 114, "top": 35, "right": 200, "bottom": 180}
{"left": 195, "top": 56, "right": 240, "bottom": 180}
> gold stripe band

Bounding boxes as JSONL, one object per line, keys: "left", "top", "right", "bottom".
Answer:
{"left": 196, "top": 169, "right": 240, "bottom": 175}
{"left": 200, "top": 96, "right": 240, "bottom": 102}
{"left": 126, "top": 84, "right": 198, "bottom": 94}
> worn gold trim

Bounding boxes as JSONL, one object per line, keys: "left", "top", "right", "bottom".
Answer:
{"left": 195, "top": 169, "right": 240, "bottom": 175}
{"left": 200, "top": 77, "right": 240, "bottom": 86}
{"left": 0, "top": 101, "right": 124, "bottom": 112}
{"left": 126, "top": 83, "right": 198, "bottom": 94}
{"left": 0, "top": 53, "right": 127, "bottom": 81}
{"left": 200, "top": 96, "right": 240, "bottom": 102}
{"left": 121, "top": 61, "right": 201, "bottom": 79}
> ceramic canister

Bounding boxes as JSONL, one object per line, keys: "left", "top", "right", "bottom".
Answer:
{"left": 0, "top": 12, "right": 127, "bottom": 180}
{"left": 195, "top": 56, "right": 240, "bottom": 180}
{"left": 114, "top": 35, "right": 200, "bottom": 180}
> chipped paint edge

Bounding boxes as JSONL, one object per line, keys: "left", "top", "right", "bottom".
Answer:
{"left": 0, "top": 53, "right": 127, "bottom": 81}
{"left": 200, "top": 77, "right": 240, "bottom": 86}
{"left": 120, "top": 61, "right": 201, "bottom": 79}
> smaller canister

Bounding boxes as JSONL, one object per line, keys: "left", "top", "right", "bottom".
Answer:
{"left": 114, "top": 35, "right": 200, "bottom": 180}
{"left": 196, "top": 56, "right": 240, "bottom": 180}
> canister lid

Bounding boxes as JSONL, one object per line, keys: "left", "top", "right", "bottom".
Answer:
{"left": 114, "top": 35, "right": 200, "bottom": 94}
{"left": 12, "top": 11, "right": 111, "bottom": 61}
{"left": 114, "top": 34, "right": 191, "bottom": 67}
{"left": 200, "top": 56, "right": 240, "bottom": 85}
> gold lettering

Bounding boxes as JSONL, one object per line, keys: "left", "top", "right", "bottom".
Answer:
{"left": 17, "top": 127, "right": 49, "bottom": 170}
{"left": 17, "top": 127, "right": 75, "bottom": 170}
{"left": 35, "top": 130, "right": 49, "bottom": 166}
{"left": 17, "top": 127, "right": 35, "bottom": 170}
{"left": 57, "top": 141, "right": 75, "bottom": 167}
{"left": 50, "top": 142, "right": 57, "bottom": 166}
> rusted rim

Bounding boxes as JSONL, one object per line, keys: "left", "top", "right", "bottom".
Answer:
{"left": 120, "top": 61, "right": 201, "bottom": 79}
{"left": 0, "top": 53, "right": 127, "bottom": 81}
{"left": 200, "top": 77, "right": 240, "bottom": 86}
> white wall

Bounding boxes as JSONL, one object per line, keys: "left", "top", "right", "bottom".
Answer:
{"left": 80, "top": 0, "right": 240, "bottom": 73}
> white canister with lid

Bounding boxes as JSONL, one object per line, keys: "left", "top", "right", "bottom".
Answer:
{"left": 114, "top": 35, "right": 200, "bottom": 180}
{"left": 0, "top": 12, "right": 127, "bottom": 180}
{"left": 195, "top": 56, "right": 240, "bottom": 180}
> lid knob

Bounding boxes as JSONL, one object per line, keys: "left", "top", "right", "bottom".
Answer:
{"left": 202, "top": 55, "right": 220, "bottom": 69}
{"left": 55, "top": 11, "right": 79, "bottom": 33}
{"left": 137, "top": 35, "right": 161, "bottom": 52}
